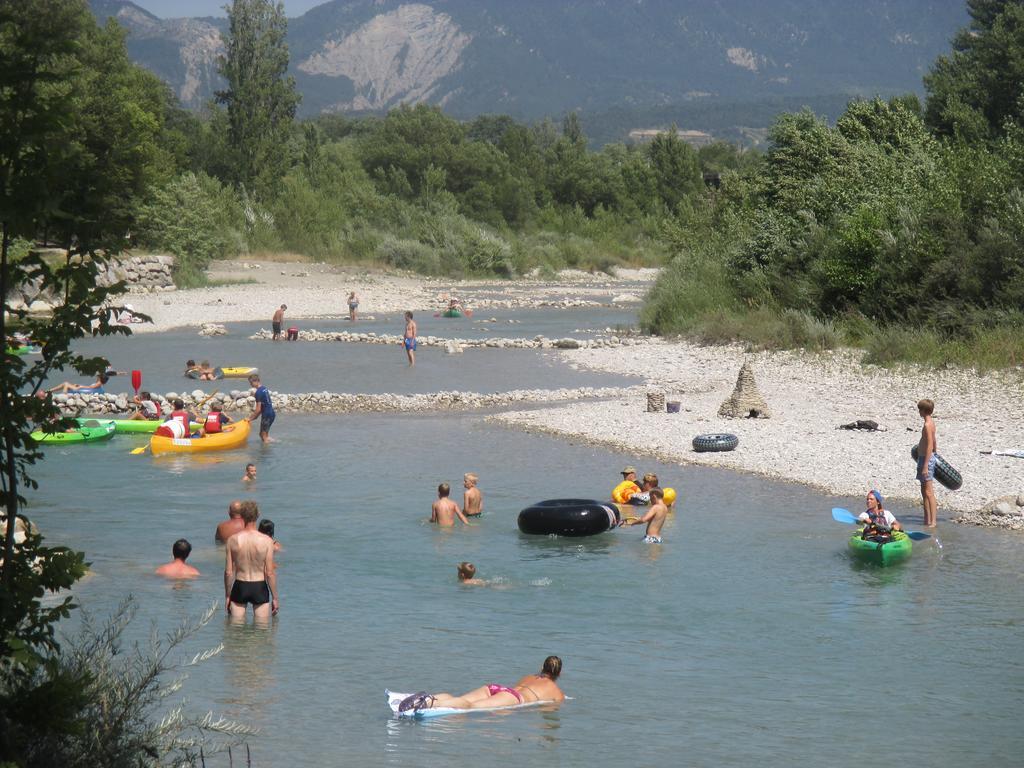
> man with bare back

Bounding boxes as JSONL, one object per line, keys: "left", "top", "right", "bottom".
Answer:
{"left": 917, "top": 398, "right": 938, "bottom": 527}
{"left": 225, "top": 501, "right": 278, "bottom": 619}
{"left": 430, "top": 483, "right": 469, "bottom": 526}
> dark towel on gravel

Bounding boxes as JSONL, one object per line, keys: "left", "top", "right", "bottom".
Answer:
{"left": 838, "top": 419, "right": 881, "bottom": 431}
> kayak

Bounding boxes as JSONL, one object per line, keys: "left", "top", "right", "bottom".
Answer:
{"left": 30, "top": 418, "right": 116, "bottom": 444}
{"left": 220, "top": 366, "right": 258, "bottom": 378}
{"left": 847, "top": 529, "right": 912, "bottom": 566}
{"left": 6, "top": 345, "right": 40, "bottom": 355}
{"left": 150, "top": 417, "right": 250, "bottom": 455}
{"left": 441, "top": 310, "right": 462, "bottom": 318}
{"left": 111, "top": 419, "right": 200, "bottom": 434}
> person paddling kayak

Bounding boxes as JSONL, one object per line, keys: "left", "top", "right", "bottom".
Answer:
{"left": 857, "top": 490, "right": 902, "bottom": 542}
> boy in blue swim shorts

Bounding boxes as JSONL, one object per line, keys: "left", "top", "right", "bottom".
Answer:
{"left": 247, "top": 374, "right": 276, "bottom": 444}
{"left": 403, "top": 311, "right": 417, "bottom": 366}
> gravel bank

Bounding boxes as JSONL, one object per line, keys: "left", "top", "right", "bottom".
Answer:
{"left": 118, "top": 260, "right": 653, "bottom": 334}
{"left": 494, "top": 339, "right": 1024, "bottom": 521}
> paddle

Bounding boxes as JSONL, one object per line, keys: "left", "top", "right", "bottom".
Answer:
{"left": 831, "top": 507, "right": 931, "bottom": 540}
{"left": 131, "top": 369, "right": 141, "bottom": 396}
{"left": 130, "top": 390, "right": 220, "bottom": 454}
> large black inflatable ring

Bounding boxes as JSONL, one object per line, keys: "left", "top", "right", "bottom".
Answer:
{"left": 910, "top": 445, "right": 962, "bottom": 490}
{"left": 692, "top": 433, "right": 739, "bottom": 452}
{"left": 517, "top": 499, "right": 620, "bottom": 537}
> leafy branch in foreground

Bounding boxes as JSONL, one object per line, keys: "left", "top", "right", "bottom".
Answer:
{"left": 14, "top": 599, "right": 255, "bottom": 767}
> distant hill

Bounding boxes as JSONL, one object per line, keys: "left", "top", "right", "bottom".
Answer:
{"left": 91, "top": 0, "right": 967, "bottom": 142}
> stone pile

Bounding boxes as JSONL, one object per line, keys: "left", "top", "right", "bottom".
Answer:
{"left": 718, "top": 361, "right": 771, "bottom": 418}
{"left": 955, "top": 494, "right": 1024, "bottom": 531}
{"left": 199, "top": 323, "right": 228, "bottom": 336}
{"left": 50, "top": 385, "right": 643, "bottom": 417}
{"left": 248, "top": 328, "right": 652, "bottom": 351}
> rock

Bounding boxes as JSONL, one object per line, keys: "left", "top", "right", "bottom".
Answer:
{"left": 165, "top": 392, "right": 178, "bottom": 401}
{"left": 554, "top": 338, "right": 580, "bottom": 349}
{"left": 199, "top": 323, "right": 228, "bottom": 336}
{"left": 1017, "top": 494, "right": 1024, "bottom": 507}
{"left": 994, "top": 501, "right": 1014, "bottom": 516}
{"left": 191, "top": 389, "right": 205, "bottom": 400}
{"left": 445, "top": 341, "right": 463, "bottom": 355}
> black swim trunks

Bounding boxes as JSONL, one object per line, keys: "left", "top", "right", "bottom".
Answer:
{"left": 230, "top": 579, "right": 271, "bottom": 606}
{"left": 260, "top": 412, "right": 276, "bottom": 434}
{"left": 272, "top": 321, "right": 282, "bottom": 336}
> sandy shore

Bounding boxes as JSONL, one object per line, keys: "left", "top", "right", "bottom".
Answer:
{"left": 121, "top": 260, "right": 655, "bottom": 333}
{"left": 495, "top": 340, "right": 1024, "bottom": 518}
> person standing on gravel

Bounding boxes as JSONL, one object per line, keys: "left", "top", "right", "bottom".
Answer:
{"left": 272, "top": 304, "right": 286, "bottom": 341}
{"left": 348, "top": 291, "right": 359, "bottom": 322}
{"left": 917, "top": 398, "right": 938, "bottom": 527}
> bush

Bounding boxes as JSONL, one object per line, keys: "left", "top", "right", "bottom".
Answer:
{"left": 376, "top": 237, "right": 439, "bottom": 273}
{"left": 136, "top": 173, "right": 241, "bottom": 284}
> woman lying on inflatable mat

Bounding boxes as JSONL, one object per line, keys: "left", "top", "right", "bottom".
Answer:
{"left": 398, "top": 656, "right": 565, "bottom": 713}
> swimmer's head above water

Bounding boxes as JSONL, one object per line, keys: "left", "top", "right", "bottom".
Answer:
{"left": 457, "top": 562, "right": 476, "bottom": 580}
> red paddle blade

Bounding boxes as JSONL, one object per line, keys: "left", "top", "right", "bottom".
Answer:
{"left": 131, "top": 369, "right": 142, "bottom": 392}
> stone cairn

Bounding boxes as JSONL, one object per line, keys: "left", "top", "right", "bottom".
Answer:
{"left": 646, "top": 391, "right": 666, "bottom": 412}
{"left": 718, "top": 361, "right": 771, "bottom": 419}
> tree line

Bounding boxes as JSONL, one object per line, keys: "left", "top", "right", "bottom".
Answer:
{"left": 643, "top": 0, "right": 1024, "bottom": 369}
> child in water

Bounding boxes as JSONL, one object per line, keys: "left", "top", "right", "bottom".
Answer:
{"left": 457, "top": 562, "right": 485, "bottom": 585}
{"left": 620, "top": 487, "right": 667, "bottom": 543}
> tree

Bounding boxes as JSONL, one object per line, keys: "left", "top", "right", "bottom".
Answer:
{"left": 216, "top": 0, "right": 300, "bottom": 200}
{"left": 646, "top": 126, "right": 703, "bottom": 211}
{"left": 925, "top": 0, "right": 1024, "bottom": 140}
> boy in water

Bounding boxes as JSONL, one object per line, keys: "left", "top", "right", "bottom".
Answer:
{"left": 431, "top": 483, "right": 469, "bottom": 526}
{"left": 403, "top": 311, "right": 417, "bottom": 366}
{"left": 259, "top": 519, "right": 282, "bottom": 551}
{"left": 247, "top": 374, "right": 275, "bottom": 443}
{"left": 620, "top": 487, "right": 667, "bottom": 543}
{"left": 463, "top": 473, "right": 483, "bottom": 518}
{"left": 155, "top": 539, "right": 200, "bottom": 578}
{"left": 242, "top": 463, "right": 257, "bottom": 482}
{"left": 457, "top": 562, "right": 484, "bottom": 585}
{"left": 917, "top": 398, "right": 938, "bottom": 527}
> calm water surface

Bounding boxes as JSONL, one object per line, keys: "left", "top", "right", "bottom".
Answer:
{"left": 64, "top": 308, "right": 640, "bottom": 395}
{"left": 25, "top": 317, "right": 1024, "bottom": 766}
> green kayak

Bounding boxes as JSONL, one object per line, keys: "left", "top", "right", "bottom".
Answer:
{"left": 6, "top": 345, "right": 39, "bottom": 356}
{"left": 848, "top": 529, "right": 912, "bottom": 566}
{"left": 441, "top": 309, "right": 463, "bottom": 318}
{"left": 111, "top": 419, "right": 199, "bottom": 434}
{"left": 30, "top": 418, "right": 116, "bottom": 444}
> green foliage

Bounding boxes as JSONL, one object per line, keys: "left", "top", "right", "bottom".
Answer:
{"left": 137, "top": 172, "right": 242, "bottom": 283}
{"left": 925, "top": 0, "right": 1024, "bottom": 140}
{"left": 217, "top": 0, "right": 300, "bottom": 200}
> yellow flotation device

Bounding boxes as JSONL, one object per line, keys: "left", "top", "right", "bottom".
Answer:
{"left": 611, "top": 480, "right": 641, "bottom": 504}
{"left": 663, "top": 487, "right": 677, "bottom": 506}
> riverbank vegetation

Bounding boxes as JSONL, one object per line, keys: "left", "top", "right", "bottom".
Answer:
{"left": 643, "top": 0, "right": 1024, "bottom": 370}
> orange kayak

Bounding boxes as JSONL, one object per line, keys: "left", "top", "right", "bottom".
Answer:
{"left": 150, "top": 418, "right": 251, "bottom": 455}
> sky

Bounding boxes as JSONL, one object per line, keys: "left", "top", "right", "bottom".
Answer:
{"left": 133, "top": 0, "right": 324, "bottom": 18}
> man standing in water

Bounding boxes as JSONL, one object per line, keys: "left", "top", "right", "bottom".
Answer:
{"left": 403, "top": 311, "right": 417, "bottom": 366}
{"left": 225, "top": 501, "right": 278, "bottom": 619}
{"left": 272, "top": 304, "right": 286, "bottom": 341}
{"left": 431, "top": 483, "right": 469, "bottom": 526}
{"left": 248, "top": 374, "right": 275, "bottom": 443}
{"left": 215, "top": 500, "right": 245, "bottom": 543}
{"left": 917, "top": 398, "right": 938, "bottom": 527}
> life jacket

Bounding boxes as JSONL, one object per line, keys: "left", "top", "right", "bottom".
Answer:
{"left": 169, "top": 410, "right": 191, "bottom": 427}
{"left": 612, "top": 480, "right": 641, "bottom": 504}
{"left": 151, "top": 400, "right": 162, "bottom": 417}
{"left": 204, "top": 412, "right": 223, "bottom": 433}
{"left": 155, "top": 419, "right": 187, "bottom": 439}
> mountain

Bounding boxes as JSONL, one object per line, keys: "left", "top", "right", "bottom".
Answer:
{"left": 92, "top": 0, "right": 967, "bottom": 131}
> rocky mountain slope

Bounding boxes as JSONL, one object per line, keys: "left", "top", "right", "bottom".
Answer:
{"left": 92, "top": 0, "right": 966, "bottom": 124}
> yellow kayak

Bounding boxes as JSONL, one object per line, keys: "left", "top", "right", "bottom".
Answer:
{"left": 150, "top": 418, "right": 251, "bottom": 455}
{"left": 220, "top": 366, "right": 258, "bottom": 378}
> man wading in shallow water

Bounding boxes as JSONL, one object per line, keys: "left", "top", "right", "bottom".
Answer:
{"left": 225, "top": 501, "right": 278, "bottom": 620}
